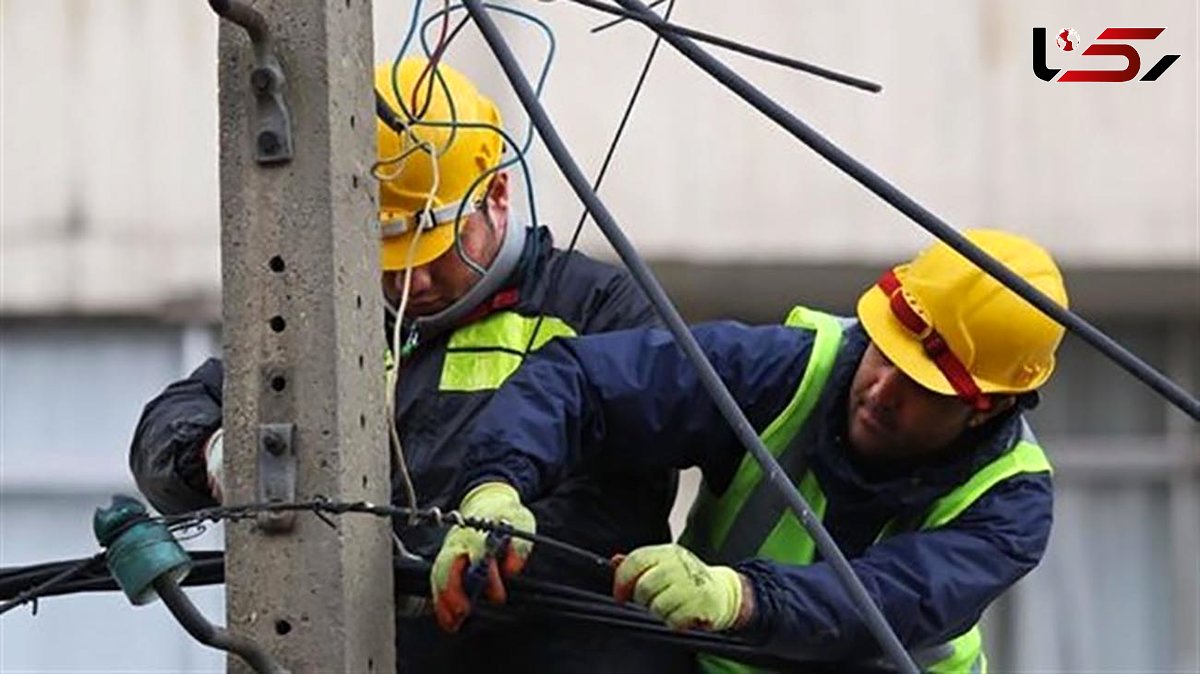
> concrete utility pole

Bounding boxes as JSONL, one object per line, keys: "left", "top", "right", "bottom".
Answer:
{"left": 215, "top": 1, "right": 394, "bottom": 672}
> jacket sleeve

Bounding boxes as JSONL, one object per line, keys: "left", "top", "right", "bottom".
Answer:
{"left": 128, "top": 358, "right": 224, "bottom": 514}
{"left": 734, "top": 473, "right": 1053, "bottom": 661}
{"left": 460, "top": 321, "right": 815, "bottom": 499}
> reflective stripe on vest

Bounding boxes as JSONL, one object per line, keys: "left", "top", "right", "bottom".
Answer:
{"left": 680, "top": 306, "right": 845, "bottom": 561}
{"left": 684, "top": 306, "right": 1051, "bottom": 674}
{"left": 439, "top": 311, "right": 576, "bottom": 392}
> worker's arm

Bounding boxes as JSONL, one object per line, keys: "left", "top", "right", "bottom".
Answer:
{"left": 128, "top": 358, "right": 224, "bottom": 514}
{"left": 735, "top": 473, "right": 1053, "bottom": 660}
{"left": 459, "top": 321, "right": 815, "bottom": 500}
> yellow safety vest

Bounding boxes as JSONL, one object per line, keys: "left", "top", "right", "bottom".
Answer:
{"left": 681, "top": 306, "right": 1051, "bottom": 674}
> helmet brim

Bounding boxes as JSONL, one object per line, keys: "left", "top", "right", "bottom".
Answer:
{"left": 857, "top": 283, "right": 1048, "bottom": 397}
{"left": 857, "top": 283, "right": 956, "bottom": 396}
{"left": 380, "top": 223, "right": 457, "bottom": 271}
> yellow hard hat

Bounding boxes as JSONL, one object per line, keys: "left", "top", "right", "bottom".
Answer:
{"left": 375, "top": 58, "right": 505, "bottom": 271}
{"left": 857, "top": 230, "right": 1068, "bottom": 408}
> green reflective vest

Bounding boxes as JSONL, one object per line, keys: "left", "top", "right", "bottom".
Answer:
{"left": 681, "top": 306, "right": 1052, "bottom": 674}
{"left": 437, "top": 310, "right": 577, "bottom": 392}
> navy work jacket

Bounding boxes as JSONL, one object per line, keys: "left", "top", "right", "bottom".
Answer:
{"left": 459, "top": 319, "right": 1054, "bottom": 666}
{"left": 129, "top": 227, "right": 688, "bottom": 674}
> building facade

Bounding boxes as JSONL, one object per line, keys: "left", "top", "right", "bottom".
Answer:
{"left": 2, "top": 1, "right": 1196, "bottom": 671}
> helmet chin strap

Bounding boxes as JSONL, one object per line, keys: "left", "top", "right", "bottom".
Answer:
{"left": 409, "top": 215, "right": 527, "bottom": 338}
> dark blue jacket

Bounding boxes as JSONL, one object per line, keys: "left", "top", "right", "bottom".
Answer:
{"left": 128, "top": 227, "right": 689, "bottom": 674}
{"left": 459, "top": 319, "right": 1053, "bottom": 666}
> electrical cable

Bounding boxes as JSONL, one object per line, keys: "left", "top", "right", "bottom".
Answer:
{"left": 383, "top": 2, "right": 556, "bottom": 278}
{"left": 565, "top": 0, "right": 882, "bottom": 93}
{"left": 1, "top": 548, "right": 810, "bottom": 669}
{"left": 0, "top": 553, "right": 104, "bottom": 616}
{"left": 522, "top": 0, "right": 676, "bottom": 356}
{"left": 606, "top": 0, "right": 1200, "bottom": 423}
{"left": 377, "top": 1, "right": 547, "bottom": 532}
{"left": 590, "top": 0, "right": 665, "bottom": 33}
{"left": 460, "top": 3, "right": 921, "bottom": 671}
{"left": 385, "top": 151, "right": 437, "bottom": 529}
{"left": 411, "top": 0, "right": 455, "bottom": 117}
{"left": 418, "top": 3, "right": 558, "bottom": 274}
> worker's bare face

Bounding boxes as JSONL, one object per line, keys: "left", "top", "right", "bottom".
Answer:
{"left": 381, "top": 213, "right": 503, "bottom": 316}
{"left": 846, "top": 343, "right": 975, "bottom": 460}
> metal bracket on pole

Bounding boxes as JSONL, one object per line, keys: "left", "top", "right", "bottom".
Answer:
{"left": 256, "top": 423, "right": 296, "bottom": 533}
{"left": 208, "top": 0, "right": 294, "bottom": 165}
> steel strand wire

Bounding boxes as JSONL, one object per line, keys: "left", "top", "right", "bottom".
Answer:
{"left": 460, "top": 2, "right": 920, "bottom": 672}
{"left": 605, "top": 0, "right": 1199, "bottom": 423}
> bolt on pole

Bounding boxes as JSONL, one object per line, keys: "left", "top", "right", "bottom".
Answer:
{"left": 215, "top": 1, "right": 394, "bottom": 672}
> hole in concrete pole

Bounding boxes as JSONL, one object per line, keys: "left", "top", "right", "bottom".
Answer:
{"left": 362, "top": 475, "right": 368, "bottom": 489}
{"left": 270, "top": 375, "right": 287, "bottom": 392}
{"left": 352, "top": 174, "right": 359, "bottom": 189}
{"left": 368, "top": 658, "right": 374, "bottom": 672}
{"left": 356, "top": 294, "right": 363, "bottom": 309}
{"left": 359, "top": 414, "right": 366, "bottom": 429}
{"left": 269, "top": 316, "right": 286, "bottom": 333}
{"left": 268, "top": 255, "right": 286, "bottom": 272}
{"left": 358, "top": 354, "right": 364, "bottom": 369}
{"left": 350, "top": 113, "right": 356, "bottom": 128}
{"left": 275, "top": 619, "right": 292, "bottom": 635}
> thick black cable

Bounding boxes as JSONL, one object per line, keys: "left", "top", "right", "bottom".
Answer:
{"left": 0, "top": 553, "right": 104, "bottom": 616}
{"left": 610, "top": 0, "right": 1200, "bottom": 423}
{"left": 522, "top": 0, "right": 677, "bottom": 355}
{"left": 591, "top": 0, "right": 665, "bottom": 33}
{"left": 567, "top": 0, "right": 881, "bottom": 93}
{"left": 2, "top": 551, "right": 819, "bottom": 669}
{"left": 0, "top": 553, "right": 225, "bottom": 602}
{"left": 461, "top": 3, "right": 920, "bottom": 672}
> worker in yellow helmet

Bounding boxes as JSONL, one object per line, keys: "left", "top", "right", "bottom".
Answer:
{"left": 130, "top": 58, "right": 687, "bottom": 674}
{"left": 432, "top": 230, "right": 1068, "bottom": 673}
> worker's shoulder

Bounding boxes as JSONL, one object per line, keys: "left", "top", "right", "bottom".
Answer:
{"left": 517, "top": 246, "right": 649, "bottom": 326}
{"left": 542, "top": 245, "right": 631, "bottom": 287}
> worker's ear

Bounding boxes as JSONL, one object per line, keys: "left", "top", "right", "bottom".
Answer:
{"left": 485, "top": 171, "right": 509, "bottom": 211}
{"left": 966, "top": 395, "right": 1016, "bottom": 428}
{"left": 480, "top": 172, "right": 509, "bottom": 238}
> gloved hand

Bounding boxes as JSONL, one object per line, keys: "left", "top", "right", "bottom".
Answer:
{"left": 203, "top": 429, "right": 225, "bottom": 504}
{"left": 613, "top": 543, "right": 747, "bottom": 631}
{"left": 430, "top": 482, "right": 536, "bottom": 632}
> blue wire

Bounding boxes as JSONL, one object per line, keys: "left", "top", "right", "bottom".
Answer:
{"left": 384, "top": 1, "right": 555, "bottom": 272}
{"left": 419, "top": 3, "right": 557, "bottom": 158}
{"left": 391, "top": 0, "right": 426, "bottom": 120}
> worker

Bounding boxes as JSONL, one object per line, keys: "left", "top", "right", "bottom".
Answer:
{"left": 432, "top": 230, "right": 1067, "bottom": 673}
{"left": 128, "top": 58, "right": 686, "bottom": 674}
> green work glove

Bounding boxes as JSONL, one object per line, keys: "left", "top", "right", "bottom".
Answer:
{"left": 613, "top": 543, "right": 746, "bottom": 631}
{"left": 430, "top": 482, "right": 536, "bottom": 632}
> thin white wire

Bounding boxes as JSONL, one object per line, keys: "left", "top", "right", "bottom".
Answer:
{"left": 384, "top": 138, "right": 441, "bottom": 533}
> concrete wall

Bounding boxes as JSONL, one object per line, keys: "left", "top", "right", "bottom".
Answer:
{"left": 3, "top": 0, "right": 1196, "bottom": 316}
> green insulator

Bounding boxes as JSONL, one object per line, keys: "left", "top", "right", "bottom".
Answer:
{"left": 93, "top": 495, "right": 192, "bottom": 606}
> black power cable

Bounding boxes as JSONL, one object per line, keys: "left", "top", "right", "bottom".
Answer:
{"left": 567, "top": 0, "right": 882, "bottom": 93}
{"left": 460, "top": 3, "right": 920, "bottom": 672}
{"left": 0, "top": 553, "right": 104, "bottom": 616}
{"left": 522, "top": 0, "right": 677, "bottom": 356}
{"left": 603, "top": 0, "right": 1200, "bottom": 423}
{"left": 1, "top": 550, "right": 825, "bottom": 670}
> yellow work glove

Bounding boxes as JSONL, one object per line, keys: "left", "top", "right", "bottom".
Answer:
{"left": 430, "top": 482, "right": 536, "bottom": 632}
{"left": 613, "top": 543, "right": 745, "bottom": 631}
